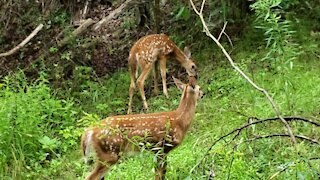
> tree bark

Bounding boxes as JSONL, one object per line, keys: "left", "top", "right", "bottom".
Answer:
{"left": 154, "top": 0, "right": 160, "bottom": 33}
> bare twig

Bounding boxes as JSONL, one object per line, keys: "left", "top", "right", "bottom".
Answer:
{"left": 214, "top": 116, "right": 319, "bottom": 152}
{"left": 237, "top": 134, "right": 319, "bottom": 146}
{"left": 82, "top": 0, "right": 90, "bottom": 19}
{"left": 217, "top": 22, "right": 227, "bottom": 41}
{"left": 223, "top": 32, "right": 234, "bottom": 48}
{"left": 189, "top": 0, "right": 296, "bottom": 144}
{"left": 0, "top": 24, "right": 44, "bottom": 58}
{"left": 190, "top": 116, "right": 319, "bottom": 173}
{"left": 264, "top": 116, "right": 320, "bottom": 126}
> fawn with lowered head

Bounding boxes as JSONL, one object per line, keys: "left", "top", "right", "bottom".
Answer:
{"left": 81, "top": 76, "right": 203, "bottom": 180}
{"left": 127, "top": 33, "right": 197, "bottom": 114}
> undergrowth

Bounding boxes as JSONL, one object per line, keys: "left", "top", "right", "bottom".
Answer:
{"left": 3, "top": 35, "right": 318, "bottom": 179}
{"left": 0, "top": 72, "right": 78, "bottom": 179}
{"left": 1, "top": 1, "right": 320, "bottom": 179}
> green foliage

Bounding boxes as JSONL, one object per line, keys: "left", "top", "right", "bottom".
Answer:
{"left": 51, "top": 10, "right": 69, "bottom": 26}
{"left": 190, "top": 33, "right": 320, "bottom": 178}
{"left": 59, "top": 66, "right": 130, "bottom": 116}
{"left": 1, "top": 0, "right": 320, "bottom": 179}
{"left": 122, "top": 16, "right": 136, "bottom": 29}
{"left": 0, "top": 72, "right": 79, "bottom": 178}
{"left": 49, "top": 47, "right": 58, "bottom": 54}
{"left": 174, "top": 6, "right": 191, "bottom": 21}
{"left": 250, "top": 0, "right": 300, "bottom": 63}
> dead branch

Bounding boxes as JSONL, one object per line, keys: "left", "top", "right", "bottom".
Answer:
{"left": 190, "top": 116, "right": 319, "bottom": 172}
{"left": 92, "top": 0, "right": 135, "bottom": 31}
{"left": 0, "top": 24, "right": 44, "bottom": 58}
{"left": 189, "top": 0, "right": 296, "bottom": 144}
{"left": 57, "top": 18, "right": 95, "bottom": 47}
{"left": 217, "top": 22, "right": 227, "bottom": 41}
{"left": 223, "top": 31, "right": 234, "bottom": 48}
{"left": 264, "top": 116, "right": 320, "bottom": 126}
{"left": 213, "top": 116, "right": 319, "bottom": 153}
{"left": 237, "top": 134, "right": 319, "bottom": 146}
{"left": 82, "top": 0, "right": 90, "bottom": 19}
{"left": 229, "top": 116, "right": 320, "bottom": 145}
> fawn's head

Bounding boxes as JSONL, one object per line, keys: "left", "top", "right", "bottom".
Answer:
{"left": 182, "top": 47, "right": 197, "bottom": 78}
{"left": 173, "top": 76, "right": 203, "bottom": 101}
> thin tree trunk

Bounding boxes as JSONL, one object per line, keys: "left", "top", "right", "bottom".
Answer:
{"left": 154, "top": 0, "right": 160, "bottom": 33}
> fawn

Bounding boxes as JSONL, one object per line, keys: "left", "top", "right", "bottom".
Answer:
{"left": 127, "top": 34, "right": 197, "bottom": 114}
{"left": 81, "top": 76, "right": 203, "bottom": 180}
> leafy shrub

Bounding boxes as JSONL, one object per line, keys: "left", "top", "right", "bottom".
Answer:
{"left": 59, "top": 66, "right": 130, "bottom": 117}
{"left": 0, "top": 72, "right": 78, "bottom": 178}
{"left": 250, "top": 0, "right": 300, "bottom": 63}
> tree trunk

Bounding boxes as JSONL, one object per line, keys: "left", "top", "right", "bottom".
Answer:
{"left": 153, "top": 0, "right": 160, "bottom": 33}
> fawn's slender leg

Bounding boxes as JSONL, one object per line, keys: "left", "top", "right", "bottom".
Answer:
{"left": 152, "top": 61, "right": 160, "bottom": 95}
{"left": 155, "top": 153, "right": 167, "bottom": 180}
{"left": 86, "top": 150, "right": 119, "bottom": 180}
{"left": 128, "top": 77, "right": 136, "bottom": 114}
{"left": 137, "top": 64, "right": 152, "bottom": 112}
{"left": 128, "top": 56, "right": 137, "bottom": 114}
{"left": 127, "top": 77, "right": 136, "bottom": 114}
{"left": 159, "top": 56, "right": 169, "bottom": 98}
{"left": 86, "top": 162, "right": 107, "bottom": 180}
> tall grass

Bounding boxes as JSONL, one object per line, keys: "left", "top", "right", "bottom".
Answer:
{"left": 0, "top": 72, "right": 78, "bottom": 179}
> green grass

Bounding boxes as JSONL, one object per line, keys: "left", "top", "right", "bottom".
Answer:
{"left": 13, "top": 47, "right": 319, "bottom": 179}
{"left": 1, "top": 17, "right": 320, "bottom": 180}
{"left": 2, "top": 42, "right": 320, "bottom": 179}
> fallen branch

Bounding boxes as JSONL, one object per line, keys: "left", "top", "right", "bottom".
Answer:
{"left": 228, "top": 116, "right": 320, "bottom": 144}
{"left": 237, "top": 134, "right": 320, "bottom": 146}
{"left": 214, "top": 116, "right": 318, "bottom": 155}
{"left": 189, "top": 0, "right": 296, "bottom": 144}
{"left": 190, "top": 116, "right": 319, "bottom": 173}
{"left": 0, "top": 24, "right": 44, "bottom": 58}
{"left": 58, "top": 18, "right": 95, "bottom": 47}
{"left": 92, "top": 0, "right": 135, "bottom": 31}
{"left": 264, "top": 116, "right": 320, "bottom": 126}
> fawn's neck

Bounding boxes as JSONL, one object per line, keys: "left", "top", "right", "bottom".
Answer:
{"left": 174, "top": 88, "right": 197, "bottom": 131}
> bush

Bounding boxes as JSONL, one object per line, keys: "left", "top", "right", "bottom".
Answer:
{"left": 0, "top": 72, "right": 78, "bottom": 178}
{"left": 250, "top": 0, "right": 300, "bottom": 63}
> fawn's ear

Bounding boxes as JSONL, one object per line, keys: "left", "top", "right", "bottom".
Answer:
{"left": 184, "top": 46, "right": 192, "bottom": 59}
{"left": 173, "top": 76, "right": 185, "bottom": 91}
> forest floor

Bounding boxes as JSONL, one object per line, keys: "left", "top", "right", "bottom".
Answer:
{"left": 25, "top": 33, "right": 320, "bottom": 179}
{"left": 0, "top": 2, "right": 319, "bottom": 179}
